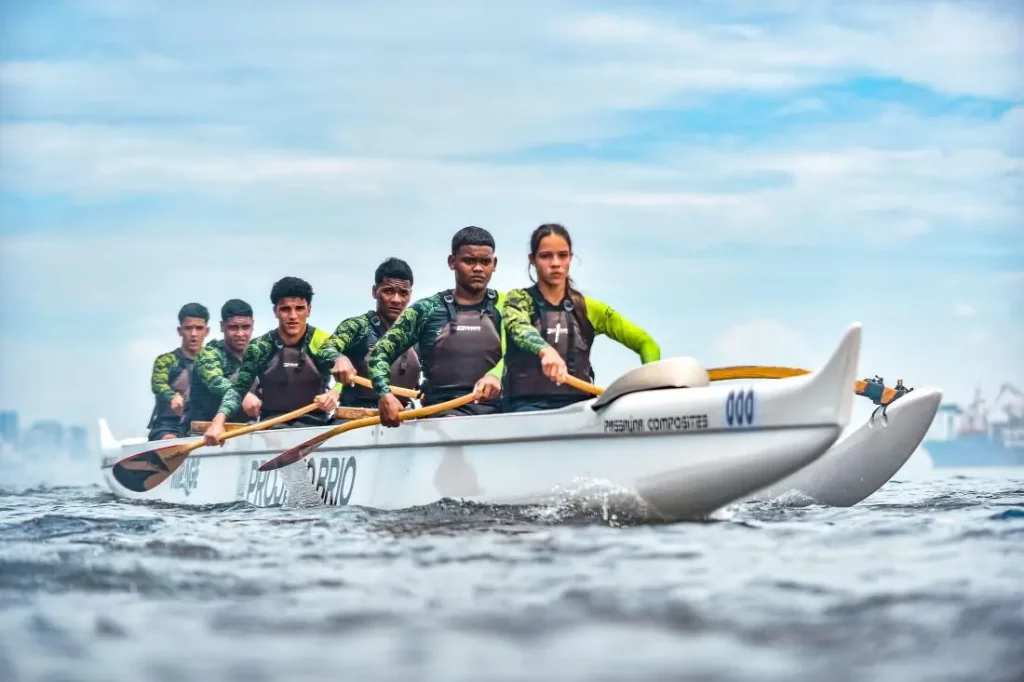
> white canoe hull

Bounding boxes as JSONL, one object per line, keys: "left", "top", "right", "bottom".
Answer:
{"left": 746, "top": 385, "right": 943, "bottom": 506}
{"left": 100, "top": 323, "right": 862, "bottom": 521}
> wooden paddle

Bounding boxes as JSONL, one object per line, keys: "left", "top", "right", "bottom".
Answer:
{"left": 561, "top": 374, "right": 604, "bottom": 395}
{"left": 558, "top": 364, "right": 904, "bottom": 405}
{"left": 554, "top": 367, "right": 797, "bottom": 396}
{"left": 189, "top": 406, "right": 380, "bottom": 435}
{"left": 111, "top": 401, "right": 325, "bottom": 493}
{"left": 257, "top": 393, "right": 478, "bottom": 473}
{"left": 113, "top": 374, "right": 418, "bottom": 493}
{"left": 345, "top": 375, "right": 421, "bottom": 400}
{"left": 707, "top": 365, "right": 907, "bottom": 405}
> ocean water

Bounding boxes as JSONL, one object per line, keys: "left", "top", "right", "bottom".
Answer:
{"left": 0, "top": 458, "right": 1022, "bottom": 682}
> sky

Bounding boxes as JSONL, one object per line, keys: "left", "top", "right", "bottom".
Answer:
{"left": 0, "top": 0, "right": 1021, "bottom": 440}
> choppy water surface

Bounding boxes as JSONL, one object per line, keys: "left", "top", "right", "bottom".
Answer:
{"left": 1, "top": 462, "right": 1022, "bottom": 682}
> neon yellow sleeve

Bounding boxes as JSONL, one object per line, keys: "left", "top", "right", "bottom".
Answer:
{"left": 486, "top": 291, "right": 507, "bottom": 379}
{"left": 309, "top": 326, "right": 341, "bottom": 392}
{"left": 309, "top": 326, "right": 331, "bottom": 354}
{"left": 584, "top": 296, "right": 661, "bottom": 364}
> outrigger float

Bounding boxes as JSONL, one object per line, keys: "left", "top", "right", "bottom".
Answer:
{"left": 98, "top": 323, "right": 942, "bottom": 521}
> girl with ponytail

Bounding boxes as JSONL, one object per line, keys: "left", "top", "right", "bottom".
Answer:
{"left": 501, "top": 223, "right": 661, "bottom": 412}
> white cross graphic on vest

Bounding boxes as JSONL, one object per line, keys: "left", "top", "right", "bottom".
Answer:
{"left": 546, "top": 322, "right": 566, "bottom": 343}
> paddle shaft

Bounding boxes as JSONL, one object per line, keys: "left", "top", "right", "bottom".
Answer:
{"left": 124, "top": 400, "right": 325, "bottom": 462}
{"left": 329, "top": 393, "right": 477, "bottom": 438}
{"left": 347, "top": 375, "right": 420, "bottom": 400}
{"left": 708, "top": 365, "right": 905, "bottom": 405}
{"left": 555, "top": 367, "right": 805, "bottom": 396}
{"left": 562, "top": 364, "right": 904, "bottom": 405}
{"left": 212, "top": 401, "right": 324, "bottom": 441}
{"left": 257, "top": 393, "right": 478, "bottom": 472}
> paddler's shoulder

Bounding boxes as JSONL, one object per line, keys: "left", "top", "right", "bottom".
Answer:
{"left": 195, "top": 339, "right": 224, "bottom": 361}
{"left": 340, "top": 314, "right": 375, "bottom": 342}
{"left": 152, "top": 348, "right": 182, "bottom": 368}
{"left": 334, "top": 312, "right": 372, "bottom": 332}
{"left": 406, "top": 291, "right": 447, "bottom": 317}
{"left": 203, "top": 338, "right": 227, "bottom": 352}
{"left": 251, "top": 329, "right": 277, "bottom": 345}
{"left": 243, "top": 330, "right": 277, "bottom": 359}
{"left": 307, "top": 325, "right": 332, "bottom": 353}
{"left": 501, "top": 288, "right": 531, "bottom": 308}
{"left": 580, "top": 294, "right": 611, "bottom": 317}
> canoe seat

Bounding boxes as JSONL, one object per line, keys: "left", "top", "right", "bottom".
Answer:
{"left": 592, "top": 356, "right": 710, "bottom": 409}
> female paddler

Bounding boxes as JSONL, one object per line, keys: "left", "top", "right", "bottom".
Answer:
{"left": 501, "top": 223, "right": 661, "bottom": 412}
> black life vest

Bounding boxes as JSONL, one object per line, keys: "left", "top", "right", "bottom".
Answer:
{"left": 340, "top": 310, "right": 421, "bottom": 408}
{"left": 421, "top": 289, "right": 502, "bottom": 403}
{"left": 503, "top": 286, "right": 595, "bottom": 400}
{"left": 257, "top": 326, "right": 328, "bottom": 419}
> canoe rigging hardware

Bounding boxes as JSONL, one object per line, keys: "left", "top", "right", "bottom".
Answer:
{"left": 860, "top": 375, "right": 914, "bottom": 424}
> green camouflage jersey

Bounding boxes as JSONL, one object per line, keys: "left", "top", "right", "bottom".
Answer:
{"left": 503, "top": 288, "right": 661, "bottom": 363}
{"left": 368, "top": 290, "right": 507, "bottom": 402}
{"left": 147, "top": 347, "right": 196, "bottom": 438}
{"left": 186, "top": 339, "right": 245, "bottom": 423}
{"left": 323, "top": 315, "right": 373, "bottom": 359}
{"left": 151, "top": 347, "right": 194, "bottom": 402}
{"left": 217, "top": 325, "right": 339, "bottom": 418}
{"left": 323, "top": 311, "right": 421, "bottom": 407}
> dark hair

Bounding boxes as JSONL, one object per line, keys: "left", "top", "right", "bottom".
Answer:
{"left": 529, "top": 223, "right": 584, "bottom": 309}
{"left": 451, "top": 226, "right": 495, "bottom": 255}
{"left": 178, "top": 302, "right": 209, "bottom": 324}
{"left": 221, "top": 298, "right": 254, "bottom": 320}
{"left": 374, "top": 257, "right": 414, "bottom": 285}
{"left": 270, "top": 276, "right": 314, "bottom": 305}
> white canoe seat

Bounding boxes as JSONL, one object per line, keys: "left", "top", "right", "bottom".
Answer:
{"left": 592, "top": 357, "right": 710, "bottom": 410}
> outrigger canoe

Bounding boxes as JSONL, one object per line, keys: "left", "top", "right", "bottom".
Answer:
{"left": 745, "top": 383, "right": 942, "bottom": 506}
{"left": 98, "top": 323, "right": 871, "bottom": 521}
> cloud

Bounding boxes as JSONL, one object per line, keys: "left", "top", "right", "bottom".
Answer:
{"left": 1, "top": 104, "right": 1019, "bottom": 249}
{"left": 776, "top": 97, "right": 827, "bottom": 116}
{"left": 953, "top": 302, "right": 977, "bottom": 317}
{"left": 3, "top": 2, "right": 1021, "bottom": 157}
{"left": 967, "top": 328, "right": 992, "bottom": 346}
{"left": 711, "top": 318, "right": 817, "bottom": 369}
{"left": 1, "top": 3, "right": 1020, "bottom": 244}
{"left": 560, "top": 3, "right": 1024, "bottom": 100}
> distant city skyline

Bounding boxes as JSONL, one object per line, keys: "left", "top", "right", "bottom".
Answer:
{"left": 0, "top": 1, "right": 1020, "bottom": 436}
{"left": 0, "top": 410, "right": 90, "bottom": 457}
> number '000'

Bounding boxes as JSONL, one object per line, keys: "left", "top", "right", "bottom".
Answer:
{"left": 725, "top": 389, "right": 755, "bottom": 427}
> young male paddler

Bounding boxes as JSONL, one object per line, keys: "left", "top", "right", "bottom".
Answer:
{"left": 324, "top": 257, "right": 421, "bottom": 409}
{"left": 368, "top": 226, "right": 505, "bottom": 427}
{"left": 203, "top": 277, "right": 341, "bottom": 445}
{"left": 147, "top": 302, "right": 210, "bottom": 441}
{"left": 184, "top": 298, "right": 259, "bottom": 428}
{"left": 502, "top": 223, "right": 661, "bottom": 412}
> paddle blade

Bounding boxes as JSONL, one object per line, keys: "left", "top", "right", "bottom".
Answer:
{"left": 258, "top": 431, "right": 334, "bottom": 472}
{"left": 110, "top": 444, "right": 193, "bottom": 493}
